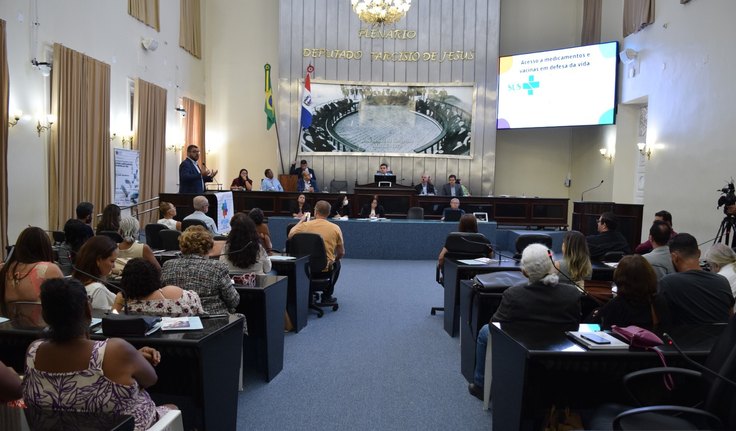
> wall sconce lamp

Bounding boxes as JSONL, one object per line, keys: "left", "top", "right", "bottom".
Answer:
{"left": 36, "top": 114, "right": 56, "bottom": 136}
{"left": 121, "top": 134, "right": 134, "bottom": 147}
{"left": 637, "top": 142, "right": 652, "bottom": 160}
{"left": 8, "top": 110, "right": 22, "bottom": 127}
{"left": 599, "top": 148, "right": 614, "bottom": 162}
{"left": 109, "top": 132, "right": 118, "bottom": 142}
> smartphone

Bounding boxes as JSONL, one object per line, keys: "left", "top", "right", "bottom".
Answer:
{"left": 580, "top": 333, "right": 611, "bottom": 345}
{"left": 305, "top": 212, "right": 311, "bottom": 222}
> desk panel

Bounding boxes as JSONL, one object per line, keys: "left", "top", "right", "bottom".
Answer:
{"left": 271, "top": 256, "right": 310, "bottom": 333}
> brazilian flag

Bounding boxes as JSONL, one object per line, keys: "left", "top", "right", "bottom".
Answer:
{"left": 264, "top": 64, "right": 276, "bottom": 130}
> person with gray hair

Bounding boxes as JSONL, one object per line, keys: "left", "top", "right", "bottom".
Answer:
{"left": 116, "top": 216, "right": 160, "bottom": 271}
{"left": 183, "top": 195, "right": 218, "bottom": 234}
{"left": 705, "top": 243, "right": 736, "bottom": 298}
{"left": 468, "top": 243, "right": 582, "bottom": 400}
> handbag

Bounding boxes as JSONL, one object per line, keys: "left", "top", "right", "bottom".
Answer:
{"left": 611, "top": 325, "right": 674, "bottom": 390}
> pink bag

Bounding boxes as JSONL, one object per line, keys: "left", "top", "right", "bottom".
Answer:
{"left": 611, "top": 325, "right": 673, "bottom": 390}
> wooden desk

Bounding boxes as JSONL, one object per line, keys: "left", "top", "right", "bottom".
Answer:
{"left": 235, "top": 275, "right": 288, "bottom": 382}
{"left": 489, "top": 322, "right": 725, "bottom": 431}
{"left": 0, "top": 312, "right": 244, "bottom": 431}
{"left": 270, "top": 256, "right": 310, "bottom": 333}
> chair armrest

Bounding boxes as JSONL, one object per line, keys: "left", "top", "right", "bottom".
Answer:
{"left": 612, "top": 405, "right": 722, "bottom": 430}
{"left": 623, "top": 367, "right": 702, "bottom": 407}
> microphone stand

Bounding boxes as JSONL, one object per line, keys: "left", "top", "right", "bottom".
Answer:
{"left": 580, "top": 180, "right": 604, "bottom": 201}
{"left": 662, "top": 333, "right": 736, "bottom": 388}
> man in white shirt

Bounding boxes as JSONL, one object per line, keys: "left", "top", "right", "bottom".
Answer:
{"left": 261, "top": 168, "right": 284, "bottom": 192}
{"left": 184, "top": 195, "right": 218, "bottom": 234}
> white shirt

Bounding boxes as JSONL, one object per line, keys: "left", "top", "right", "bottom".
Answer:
{"left": 261, "top": 177, "right": 284, "bottom": 192}
{"left": 719, "top": 262, "right": 736, "bottom": 298}
{"left": 184, "top": 211, "right": 218, "bottom": 234}
{"left": 158, "top": 218, "right": 178, "bottom": 230}
{"left": 86, "top": 282, "right": 116, "bottom": 310}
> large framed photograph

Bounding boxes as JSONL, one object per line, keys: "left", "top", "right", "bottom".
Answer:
{"left": 299, "top": 81, "right": 474, "bottom": 157}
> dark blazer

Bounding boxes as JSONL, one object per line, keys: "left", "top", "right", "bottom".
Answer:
{"left": 440, "top": 183, "right": 464, "bottom": 197}
{"left": 290, "top": 165, "right": 317, "bottom": 183}
{"left": 414, "top": 183, "right": 436, "bottom": 195}
{"left": 586, "top": 230, "right": 632, "bottom": 261}
{"left": 360, "top": 204, "right": 385, "bottom": 218}
{"left": 179, "top": 158, "right": 212, "bottom": 193}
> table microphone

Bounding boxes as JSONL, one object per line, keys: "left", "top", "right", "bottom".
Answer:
{"left": 662, "top": 333, "right": 736, "bottom": 388}
{"left": 580, "top": 179, "right": 604, "bottom": 201}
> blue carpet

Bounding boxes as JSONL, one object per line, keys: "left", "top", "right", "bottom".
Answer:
{"left": 237, "top": 258, "right": 491, "bottom": 430}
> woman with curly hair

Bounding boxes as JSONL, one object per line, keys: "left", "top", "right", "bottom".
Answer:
{"left": 221, "top": 213, "right": 271, "bottom": 274}
{"left": 113, "top": 258, "right": 203, "bottom": 316}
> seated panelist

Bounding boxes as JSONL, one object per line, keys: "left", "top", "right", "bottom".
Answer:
{"left": 376, "top": 163, "right": 393, "bottom": 175}
{"left": 360, "top": 196, "right": 385, "bottom": 218}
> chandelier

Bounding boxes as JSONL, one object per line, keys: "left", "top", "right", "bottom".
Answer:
{"left": 351, "top": 0, "right": 412, "bottom": 25}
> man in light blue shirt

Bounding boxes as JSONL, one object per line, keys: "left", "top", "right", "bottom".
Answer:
{"left": 261, "top": 168, "right": 284, "bottom": 192}
{"left": 184, "top": 195, "right": 218, "bottom": 234}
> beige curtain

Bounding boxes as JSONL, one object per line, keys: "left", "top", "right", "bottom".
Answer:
{"left": 181, "top": 97, "right": 206, "bottom": 166}
{"left": 128, "top": 0, "right": 160, "bottom": 31}
{"left": 0, "top": 19, "right": 8, "bottom": 257}
{"left": 134, "top": 79, "right": 166, "bottom": 225}
{"left": 49, "top": 44, "right": 111, "bottom": 231}
{"left": 581, "top": 0, "right": 602, "bottom": 45}
{"left": 623, "top": 0, "right": 655, "bottom": 37}
{"left": 179, "top": 0, "right": 202, "bottom": 59}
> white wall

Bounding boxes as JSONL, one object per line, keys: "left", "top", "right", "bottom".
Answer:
{"left": 1, "top": 0, "right": 205, "bottom": 239}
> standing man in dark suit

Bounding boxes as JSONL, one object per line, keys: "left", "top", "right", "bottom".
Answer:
{"left": 179, "top": 145, "right": 217, "bottom": 193}
{"left": 440, "top": 174, "right": 464, "bottom": 197}
{"left": 290, "top": 159, "right": 317, "bottom": 183}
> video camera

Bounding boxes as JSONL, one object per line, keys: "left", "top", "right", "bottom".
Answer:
{"left": 717, "top": 181, "right": 736, "bottom": 214}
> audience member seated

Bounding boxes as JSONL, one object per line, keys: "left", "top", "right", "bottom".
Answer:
{"left": 75, "top": 201, "right": 95, "bottom": 237}
{"left": 457, "top": 178, "right": 471, "bottom": 196}
{"left": 113, "top": 258, "right": 203, "bottom": 316}
{"left": 440, "top": 174, "right": 464, "bottom": 197}
{"left": 642, "top": 220, "right": 676, "bottom": 280}
{"left": 260, "top": 168, "right": 284, "bottom": 192}
{"left": 0, "top": 360, "right": 21, "bottom": 402}
{"left": 290, "top": 194, "right": 312, "bottom": 218}
{"left": 287, "top": 200, "right": 345, "bottom": 304}
{"left": 414, "top": 174, "right": 435, "bottom": 195}
{"left": 441, "top": 198, "right": 465, "bottom": 221}
{"left": 330, "top": 195, "right": 351, "bottom": 219}
{"left": 588, "top": 255, "right": 671, "bottom": 329}
{"left": 57, "top": 219, "right": 95, "bottom": 276}
{"left": 554, "top": 230, "right": 592, "bottom": 288}
{"left": 469, "top": 243, "right": 581, "bottom": 400}
{"left": 96, "top": 204, "right": 121, "bottom": 234}
{"left": 0, "top": 227, "right": 63, "bottom": 313}
{"left": 438, "top": 214, "right": 484, "bottom": 269}
{"left": 157, "top": 201, "right": 181, "bottom": 231}
{"left": 183, "top": 195, "right": 218, "bottom": 234}
{"left": 71, "top": 236, "right": 118, "bottom": 310}
{"left": 635, "top": 210, "right": 676, "bottom": 254}
{"left": 23, "top": 278, "right": 174, "bottom": 430}
{"left": 297, "top": 169, "right": 319, "bottom": 193}
{"left": 586, "top": 212, "right": 632, "bottom": 261}
{"left": 360, "top": 195, "right": 385, "bottom": 218}
{"left": 117, "top": 216, "right": 160, "bottom": 271}
{"left": 220, "top": 213, "right": 272, "bottom": 275}
{"left": 230, "top": 168, "right": 253, "bottom": 191}
{"left": 161, "top": 226, "right": 239, "bottom": 314}
{"left": 659, "top": 233, "right": 734, "bottom": 324}
{"left": 705, "top": 243, "right": 736, "bottom": 299}
{"left": 248, "top": 208, "right": 274, "bottom": 254}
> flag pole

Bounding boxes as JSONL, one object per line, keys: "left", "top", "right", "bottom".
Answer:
{"left": 295, "top": 64, "right": 314, "bottom": 172}
{"left": 264, "top": 64, "right": 285, "bottom": 174}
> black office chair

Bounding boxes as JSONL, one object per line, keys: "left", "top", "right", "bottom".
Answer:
{"left": 407, "top": 207, "right": 424, "bottom": 220}
{"left": 433, "top": 232, "right": 492, "bottom": 315}
{"left": 588, "top": 314, "right": 736, "bottom": 430}
{"left": 159, "top": 229, "right": 182, "bottom": 251}
{"left": 329, "top": 180, "right": 348, "bottom": 193}
{"left": 50, "top": 230, "right": 65, "bottom": 245}
{"left": 97, "top": 230, "right": 124, "bottom": 243}
{"left": 602, "top": 251, "right": 625, "bottom": 263}
{"left": 145, "top": 224, "right": 169, "bottom": 250}
{"left": 513, "top": 233, "right": 552, "bottom": 259}
{"left": 181, "top": 219, "right": 208, "bottom": 231}
{"left": 286, "top": 233, "right": 339, "bottom": 317}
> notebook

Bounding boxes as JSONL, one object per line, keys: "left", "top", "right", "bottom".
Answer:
{"left": 161, "top": 316, "right": 204, "bottom": 331}
{"left": 566, "top": 331, "right": 629, "bottom": 350}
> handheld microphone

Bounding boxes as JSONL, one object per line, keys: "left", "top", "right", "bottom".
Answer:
{"left": 71, "top": 261, "right": 129, "bottom": 314}
{"left": 547, "top": 250, "right": 586, "bottom": 294}
{"left": 662, "top": 333, "right": 736, "bottom": 388}
{"left": 580, "top": 179, "right": 604, "bottom": 201}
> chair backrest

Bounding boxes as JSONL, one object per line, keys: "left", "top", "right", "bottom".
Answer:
{"left": 703, "top": 315, "right": 736, "bottom": 426}
{"left": 443, "top": 209, "right": 463, "bottom": 222}
{"left": 286, "top": 222, "right": 298, "bottom": 237}
{"left": 145, "top": 224, "right": 169, "bottom": 249}
{"left": 159, "top": 229, "right": 181, "bottom": 251}
{"left": 444, "top": 232, "right": 492, "bottom": 259}
{"left": 98, "top": 230, "right": 124, "bottom": 243}
{"left": 515, "top": 234, "right": 553, "bottom": 254}
{"left": 182, "top": 219, "right": 207, "bottom": 231}
{"left": 50, "top": 230, "right": 65, "bottom": 245}
{"left": 602, "top": 251, "right": 624, "bottom": 263}
{"left": 407, "top": 207, "right": 424, "bottom": 220}
{"left": 329, "top": 180, "right": 348, "bottom": 193}
{"left": 287, "top": 233, "right": 328, "bottom": 274}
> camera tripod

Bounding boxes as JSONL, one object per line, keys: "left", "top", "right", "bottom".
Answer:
{"left": 713, "top": 215, "right": 736, "bottom": 247}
